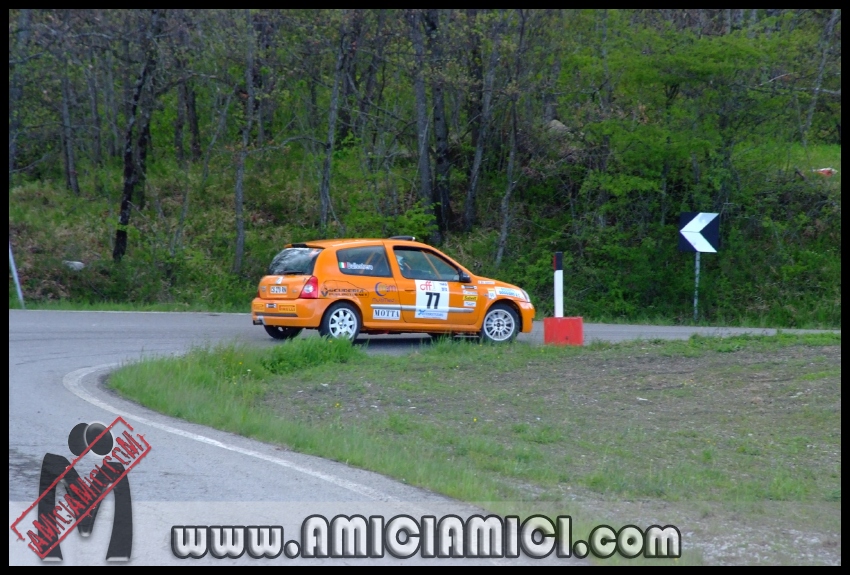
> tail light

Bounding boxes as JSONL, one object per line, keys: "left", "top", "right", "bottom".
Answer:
{"left": 300, "top": 276, "right": 319, "bottom": 299}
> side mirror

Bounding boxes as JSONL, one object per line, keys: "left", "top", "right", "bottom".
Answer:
{"left": 459, "top": 271, "right": 471, "bottom": 283}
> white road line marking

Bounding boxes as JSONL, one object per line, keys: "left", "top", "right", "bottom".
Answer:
{"left": 63, "top": 364, "right": 409, "bottom": 505}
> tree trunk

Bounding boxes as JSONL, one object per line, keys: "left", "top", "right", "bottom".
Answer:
{"left": 465, "top": 9, "right": 483, "bottom": 150}
{"left": 336, "top": 10, "right": 363, "bottom": 144}
{"left": 136, "top": 106, "right": 153, "bottom": 211}
{"left": 9, "top": 9, "right": 31, "bottom": 190}
{"left": 357, "top": 10, "right": 387, "bottom": 138}
{"left": 732, "top": 9, "right": 744, "bottom": 31}
{"left": 802, "top": 8, "right": 840, "bottom": 146}
{"left": 174, "top": 79, "right": 186, "bottom": 168}
{"left": 747, "top": 9, "right": 759, "bottom": 38}
{"left": 61, "top": 74, "right": 81, "bottom": 196}
{"left": 187, "top": 84, "right": 202, "bottom": 161}
{"left": 85, "top": 49, "right": 103, "bottom": 171}
{"left": 233, "top": 10, "right": 256, "bottom": 275}
{"left": 121, "top": 27, "right": 133, "bottom": 122}
{"left": 408, "top": 10, "right": 437, "bottom": 242}
{"left": 104, "top": 49, "right": 120, "bottom": 158}
{"left": 113, "top": 9, "right": 162, "bottom": 263}
{"left": 496, "top": 10, "right": 526, "bottom": 266}
{"left": 426, "top": 9, "right": 452, "bottom": 234}
{"left": 495, "top": 102, "right": 517, "bottom": 268}
{"left": 695, "top": 9, "right": 705, "bottom": 38}
{"left": 463, "top": 16, "right": 502, "bottom": 232}
{"left": 596, "top": 10, "right": 613, "bottom": 227}
{"left": 543, "top": 54, "right": 561, "bottom": 123}
{"left": 319, "top": 21, "right": 348, "bottom": 232}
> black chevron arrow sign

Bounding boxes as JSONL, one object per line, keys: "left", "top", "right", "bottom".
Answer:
{"left": 678, "top": 212, "right": 720, "bottom": 253}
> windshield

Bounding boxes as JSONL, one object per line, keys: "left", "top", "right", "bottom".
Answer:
{"left": 268, "top": 247, "right": 322, "bottom": 276}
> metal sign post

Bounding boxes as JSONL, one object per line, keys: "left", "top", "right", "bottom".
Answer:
{"left": 9, "top": 241, "right": 25, "bottom": 309}
{"left": 693, "top": 252, "right": 700, "bottom": 322}
{"left": 679, "top": 212, "right": 719, "bottom": 323}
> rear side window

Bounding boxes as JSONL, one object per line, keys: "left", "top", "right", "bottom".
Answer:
{"left": 268, "top": 247, "right": 322, "bottom": 275}
{"left": 336, "top": 246, "right": 392, "bottom": 277}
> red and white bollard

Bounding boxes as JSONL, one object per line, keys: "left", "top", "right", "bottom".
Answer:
{"left": 544, "top": 252, "right": 583, "bottom": 345}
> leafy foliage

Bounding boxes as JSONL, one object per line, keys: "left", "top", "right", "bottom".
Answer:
{"left": 8, "top": 9, "right": 841, "bottom": 326}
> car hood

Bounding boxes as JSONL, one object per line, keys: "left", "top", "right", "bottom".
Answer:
{"left": 470, "top": 277, "right": 529, "bottom": 303}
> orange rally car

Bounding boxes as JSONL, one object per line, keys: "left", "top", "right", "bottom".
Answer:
{"left": 251, "top": 236, "right": 535, "bottom": 343}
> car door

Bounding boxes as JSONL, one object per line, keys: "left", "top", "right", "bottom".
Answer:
{"left": 333, "top": 245, "right": 400, "bottom": 326}
{"left": 391, "top": 246, "right": 479, "bottom": 327}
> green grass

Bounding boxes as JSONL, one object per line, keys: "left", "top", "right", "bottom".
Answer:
{"left": 109, "top": 332, "right": 841, "bottom": 564}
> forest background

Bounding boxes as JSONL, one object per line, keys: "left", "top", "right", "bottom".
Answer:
{"left": 7, "top": 9, "right": 841, "bottom": 327}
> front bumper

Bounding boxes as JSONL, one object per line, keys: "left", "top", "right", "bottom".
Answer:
{"left": 518, "top": 301, "right": 535, "bottom": 333}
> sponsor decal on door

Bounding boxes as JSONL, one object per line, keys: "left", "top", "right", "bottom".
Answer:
{"left": 373, "top": 309, "right": 400, "bottom": 321}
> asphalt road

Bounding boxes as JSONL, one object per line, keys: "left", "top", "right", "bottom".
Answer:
{"left": 8, "top": 310, "right": 838, "bottom": 564}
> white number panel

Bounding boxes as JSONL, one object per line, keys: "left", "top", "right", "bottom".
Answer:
{"left": 414, "top": 280, "right": 450, "bottom": 320}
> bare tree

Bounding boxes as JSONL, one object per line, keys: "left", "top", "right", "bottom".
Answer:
{"left": 801, "top": 9, "right": 840, "bottom": 146}
{"left": 408, "top": 10, "right": 437, "bottom": 242}
{"left": 60, "top": 73, "right": 81, "bottom": 196}
{"left": 425, "top": 9, "right": 452, "bottom": 235}
{"left": 232, "top": 9, "right": 256, "bottom": 275}
{"left": 495, "top": 10, "right": 526, "bottom": 267}
{"left": 495, "top": 101, "right": 517, "bottom": 268}
{"left": 463, "top": 13, "right": 503, "bottom": 232}
{"left": 9, "top": 9, "right": 32, "bottom": 190}
{"left": 113, "top": 9, "right": 164, "bottom": 262}
{"left": 318, "top": 14, "right": 350, "bottom": 232}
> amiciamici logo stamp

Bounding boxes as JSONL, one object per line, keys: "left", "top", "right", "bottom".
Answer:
{"left": 10, "top": 417, "right": 150, "bottom": 561}
{"left": 171, "top": 515, "right": 682, "bottom": 560}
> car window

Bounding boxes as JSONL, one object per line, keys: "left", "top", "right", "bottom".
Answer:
{"left": 393, "top": 247, "right": 460, "bottom": 281}
{"left": 336, "top": 246, "right": 392, "bottom": 277}
{"left": 268, "top": 247, "right": 322, "bottom": 275}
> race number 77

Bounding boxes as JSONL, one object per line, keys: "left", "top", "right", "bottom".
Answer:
{"left": 426, "top": 292, "right": 441, "bottom": 309}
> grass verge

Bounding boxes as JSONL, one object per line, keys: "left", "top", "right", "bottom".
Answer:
{"left": 109, "top": 333, "right": 841, "bottom": 564}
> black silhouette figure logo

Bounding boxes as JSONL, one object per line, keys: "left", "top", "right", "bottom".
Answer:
{"left": 37, "top": 422, "right": 133, "bottom": 561}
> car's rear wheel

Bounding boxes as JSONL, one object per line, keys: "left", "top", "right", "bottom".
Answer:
{"left": 320, "top": 302, "right": 361, "bottom": 341}
{"left": 263, "top": 325, "right": 303, "bottom": 340}
{"left": 480, "top": 303, "right": 519, "bottom": 343}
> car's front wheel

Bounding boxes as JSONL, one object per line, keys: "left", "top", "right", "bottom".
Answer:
{"left": 264, "top": 325, "right": 303, "bottom": 340}
{"left": 319, "top": 302, "right": 361, "bottom": 341}
{"left": 480, "top": 303, "right": 519, "bottom": 343}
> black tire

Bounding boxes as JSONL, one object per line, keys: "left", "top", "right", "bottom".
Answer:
{"left": 264, "top": 325, "right": 303, "bottom": 340}
{"left": 319, "top": 302, "right": 361, "bottom": 341}
{"left": 480, "top": 303, "right": 520, "bottom": 343}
